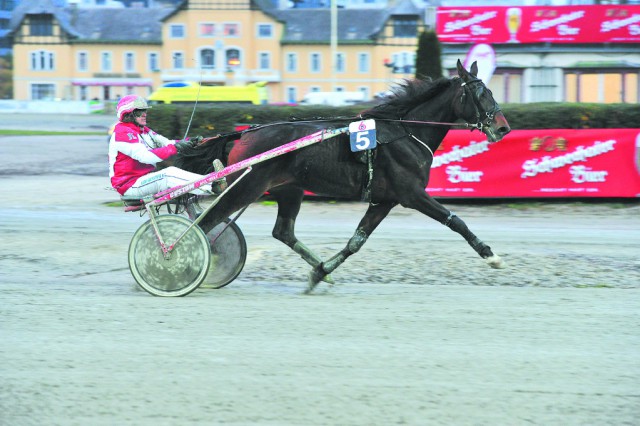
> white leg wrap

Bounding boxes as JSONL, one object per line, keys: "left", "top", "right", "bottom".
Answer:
{"left": 485, "top": 254, "right": 506, "bottom": 269}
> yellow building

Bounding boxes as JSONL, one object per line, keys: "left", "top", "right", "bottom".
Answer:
{"left": 9, "top": 0, "right": 425, "bottom": 104}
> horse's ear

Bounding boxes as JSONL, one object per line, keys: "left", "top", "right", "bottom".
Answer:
{"left": 470, "top": 61, "right": 478, "bottom": 77}
{"left": 456, "top": 59, "right": 465, "bottom": 77}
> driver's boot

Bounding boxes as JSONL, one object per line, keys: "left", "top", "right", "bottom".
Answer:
{"left": 211, "top": 159, "right": 228, "bottom": 195}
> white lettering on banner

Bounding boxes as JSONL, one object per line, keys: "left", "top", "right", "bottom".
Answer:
{"left": 558, "top": 24, "right": 580, "bottom": 36}
{"left": 471, "top": 25, "right": 492, "bottom": 36}
{"left": 601, "top": 15, "right": 640, "bottom": 32}
{"left": 530, "top": 11, "right": 585, "bottom": 32}
{"left": 432, "top": 140, "right": 490, "bottom": 168}
{"left": 570, "top": 166, "right": 608, "bottom": 183}
{"left": 446, "top": 166, "right": 483, "bottom": 183}
{"left": 521, "top": 139, "right": 616, "bottom": 178}
{"left": 444, "top": 12, "right": 497, "bottom": 32}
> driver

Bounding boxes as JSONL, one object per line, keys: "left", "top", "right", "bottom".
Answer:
{"left": 108, "top": 95, "right": 207, "bottom": 198}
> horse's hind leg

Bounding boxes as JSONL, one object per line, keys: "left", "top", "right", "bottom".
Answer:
{"left": 306, "top": 201, "right": 395, "bottom": 294}
{"left": 270, "top": 187, "right": 335, "bottom": 284}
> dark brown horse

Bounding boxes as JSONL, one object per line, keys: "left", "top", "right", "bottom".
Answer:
{"left": 175, "top": 60, "right": 511, "bottom": 293}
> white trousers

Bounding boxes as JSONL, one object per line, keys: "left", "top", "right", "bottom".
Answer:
{"left": 123, "top": 166, "right": 209, "bottom": 198}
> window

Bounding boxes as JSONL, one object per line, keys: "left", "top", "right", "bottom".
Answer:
{"left": 391, "top": 51, "right": 415, "bottom": 74}
{"left": 172, "top": 52, "right": 184, "bottom": 69}
{"left": 223, "top": 23, "right": 239, "bottom": 37}
{"left": 359, "top": 86, "right": 370, "bottom": 100}
{"left": 30, "top": 50, "right": 54, "bottom": 71}
{"left": 79, "top": 85, "right": 87, "bottom": 101}
{"left": 259, "top": 52, "right": 270, "bottom": 70}
{"left": 101, "top": 52, "right": 112, "bottom": 72}
{"left": 310, "top": 53, "right": 321, "bottom": 73}
{"left": 169, "top": 24, "right": 185, "bottom": 39}
{"left": 77, "top": 52, "right": 88, "bottom": 72}
{"left": 310, "top": 86, "right": 320, "bottom": 93}
{"left": 257, "top": 23, "right": 273, "bottom": 38}
{"left": 31, "top": 83, "right": 55, "bottom": 100}
{"left": 393, "top": 17, "right": 418, "bottom": 38}
{"left": 200, "top": 23, "right": 215, "bottom": 36}
{"left": 358, "top": 53, "right": 370, "bottom": 73}
{"left": 487, "top": 70, "right": 522, "bottom": 104}
{"left": 335, "top": 53, "right": 345, "bottom": 73}
{"left": 286, "top": 53, "right": 297, "bottom": 73}
{"left": 257, "top": 23, "right": 272, "bottom": 38}
{"left": 226, "top": 49, "right": 241, "bottom": 68}
{"left": 124, "top": 52, "right": 135, "bottom": 72}
{"left": 148, "top": 52, "right": 159, "bottom": 71}
{"left": 29, "top": 15, "right": 53, "bottom": 36}
{"left": 564, "top": 69, "right": 638, "bottom": 104}
{"left": 200, "top": 48, "right": 215, "bottom": 69}
{"left": 287, "top": 86, "right": 297, "bottom": 104}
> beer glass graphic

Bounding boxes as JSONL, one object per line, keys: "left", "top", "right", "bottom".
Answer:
{"left": 506, "top": 8, "right": 522, "bottom": 43}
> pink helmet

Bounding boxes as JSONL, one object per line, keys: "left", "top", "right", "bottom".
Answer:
{"left": 116, "top": 95, "right": 151, "bottom": 121}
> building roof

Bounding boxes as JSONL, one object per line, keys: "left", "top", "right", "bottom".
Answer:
{"left": 10, "top": 0, "right": 171, "bottom": 43}
{"left": 390, "top": 0, "right": 424, "bottom": 16}
{"left": 9, "top": 0, "right": 423, "bottom": 45}
{"left": 271, "top": 8, "right": 390, "bottom": 44}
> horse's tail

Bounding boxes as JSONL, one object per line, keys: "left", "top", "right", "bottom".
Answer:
{"left": 173, "top": 131, "right": 242, "bottom": 174}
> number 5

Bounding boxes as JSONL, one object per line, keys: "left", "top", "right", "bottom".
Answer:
{"left": 356, "top": 131, "right": 370, "bottom": 150}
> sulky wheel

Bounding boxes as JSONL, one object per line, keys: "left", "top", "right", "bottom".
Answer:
{"left": 128, "top": 215, "right": 211, "bottom": 297}
{"left": 200, "top": 218, "right": 247, "bottom": 289}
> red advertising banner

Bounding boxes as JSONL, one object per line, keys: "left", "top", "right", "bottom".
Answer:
{"left": 427, "top": 129, "right": 640, "bottom": 198}
{"left": 436, "top": 5, "right": 640, "bottom": 44}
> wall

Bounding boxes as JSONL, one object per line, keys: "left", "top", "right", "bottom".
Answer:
{"left": 0, "top": 100, "right": 104, "bottom": 114}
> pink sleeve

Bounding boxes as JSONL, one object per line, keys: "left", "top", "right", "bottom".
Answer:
{"left": 150, "top": 144, "right": 178, "bottom": 160}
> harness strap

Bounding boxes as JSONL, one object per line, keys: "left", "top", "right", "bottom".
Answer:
{"left": 361, "top": 149, "right": 375, "bottom": 202}
{"left": 408, "top": 134, "right": 434, "bottom": 157}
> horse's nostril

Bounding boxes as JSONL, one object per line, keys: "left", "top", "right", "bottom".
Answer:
{"left": 498, "top": 126, "right": 510, "bottom": 135}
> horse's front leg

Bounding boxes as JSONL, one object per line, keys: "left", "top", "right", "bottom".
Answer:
{"left": 407, "top": 192, "right": 506, "bottom": 269}
{"left": 307, "top": 201, "right": 396, "bottom": 294}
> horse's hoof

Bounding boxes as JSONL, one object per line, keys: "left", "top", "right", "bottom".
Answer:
{"left": 486, "top": 255, "right": 506, "bottom": 269}
{"left": 304, "top": 278, "right": 319, "bottom": 295}
{"left": 305, "top": 266, "right": 325, "bottom": 294}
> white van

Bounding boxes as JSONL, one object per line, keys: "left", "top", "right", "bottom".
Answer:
{"left": 300, "top": 91, "right": 366, "bottom": 107}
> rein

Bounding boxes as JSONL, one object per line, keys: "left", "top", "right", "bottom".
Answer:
{"left": 375, "top": 117, "right": 483, "bottom": 131}
{"left": 195, "top": 78, "right": 493, "bottom": 154}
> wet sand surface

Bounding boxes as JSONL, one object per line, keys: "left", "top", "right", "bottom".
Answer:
{"left": 1, "top": 131, "right": 639, "bottom": 425}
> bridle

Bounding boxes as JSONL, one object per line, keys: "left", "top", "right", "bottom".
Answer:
{"left": 459, "top": 77, "right": 502, "bottom": 134}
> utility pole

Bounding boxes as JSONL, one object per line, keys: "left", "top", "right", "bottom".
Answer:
{"left": 330, "top": 0, "right": 337, "bottom": 91}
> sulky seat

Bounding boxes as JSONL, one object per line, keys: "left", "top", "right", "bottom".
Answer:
{"left": 120, "top": 195, "right": 146, "bottom": 212}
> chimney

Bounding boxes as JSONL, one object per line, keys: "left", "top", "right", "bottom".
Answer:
{"left": 69, "top": 1, "right": 78, "bottom": 27}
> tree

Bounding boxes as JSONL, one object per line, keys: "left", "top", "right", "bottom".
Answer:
{"left": 0, "top": 54, "right": 13, "bottom": 99}
{"left": 415, "top": 30, "right": 443, "bottom": 81}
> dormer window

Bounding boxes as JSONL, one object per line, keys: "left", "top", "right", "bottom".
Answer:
{"left": 29, "top": 14, "right": 53, "bottom": 36}
{"left": 393, "top": 17, "right": 417, "bottom": 38}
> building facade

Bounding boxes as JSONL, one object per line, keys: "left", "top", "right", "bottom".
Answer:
{"left": 8, "top": 0, "right": 640, "bottom": 104}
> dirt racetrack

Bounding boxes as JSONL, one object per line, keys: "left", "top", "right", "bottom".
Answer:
{"left": 1, "top": 129, "right": 639, "bottom": 425}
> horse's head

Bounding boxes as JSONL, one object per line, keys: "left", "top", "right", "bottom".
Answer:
{"left": 455, "top": 59, "right": 510, "bottom": 143}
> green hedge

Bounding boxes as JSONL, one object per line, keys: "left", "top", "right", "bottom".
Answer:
{"left": 148, "top": 102, "right": 640, "bottom": 139}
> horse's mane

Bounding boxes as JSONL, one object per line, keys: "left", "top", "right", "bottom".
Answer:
{"left": 362, "top": 77, "right": 455, "bottom": 120}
